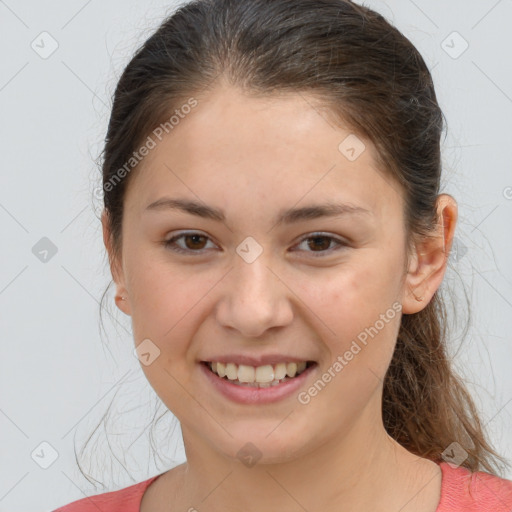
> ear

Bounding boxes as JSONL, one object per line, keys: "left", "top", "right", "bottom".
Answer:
{"left": 401, "top": 194, "right": 458, "bottom": 314}
{"left": 101, "top": 209, "right": 131, "bottom": 316}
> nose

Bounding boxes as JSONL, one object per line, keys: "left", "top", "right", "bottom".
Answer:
{"left": 215, "top": 252, "right": 294, "bottom": 339}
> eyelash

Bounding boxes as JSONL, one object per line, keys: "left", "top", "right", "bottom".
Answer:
{"left": 163, "top": 231, "right": 348, "bottom": 257}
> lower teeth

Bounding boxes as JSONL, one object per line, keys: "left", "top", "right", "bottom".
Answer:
{"left": 209, "top": 368, "right": 299, "bottom": 387}
{"left": 230, "top": 377, "right": 292, "bottom": 388}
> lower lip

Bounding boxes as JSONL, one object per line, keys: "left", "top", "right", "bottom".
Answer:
{"left": 199, "top": 362, "right": 317, "bottom": 404}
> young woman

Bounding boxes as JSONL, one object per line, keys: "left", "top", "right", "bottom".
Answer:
{"left": 54, "top": 0, "right": 512, "bottom": 510}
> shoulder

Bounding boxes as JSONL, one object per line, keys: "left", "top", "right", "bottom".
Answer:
{"left": 52, "top": 474, "right": 162, "bottom": 512}
{"left": 438, "top": 461, "right": 512, "bottom": 511}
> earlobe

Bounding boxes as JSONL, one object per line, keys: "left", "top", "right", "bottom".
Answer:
{"left": 114, "top": 293, "right": 131, "bottom": 316}
{"left": 401, "top": 194, "right": 458, "bottom": 314}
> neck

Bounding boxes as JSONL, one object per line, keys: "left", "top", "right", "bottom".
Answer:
{"left": 171, "top": 402, "right": 440, "bottom": 512}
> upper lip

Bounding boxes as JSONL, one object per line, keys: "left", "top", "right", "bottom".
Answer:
{"left": 200, "top": 355, "right": 316, "bottom": 366}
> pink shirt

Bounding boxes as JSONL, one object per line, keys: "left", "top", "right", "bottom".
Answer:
{"left": 53, "top": 461, "right": 512, "bottom": 511}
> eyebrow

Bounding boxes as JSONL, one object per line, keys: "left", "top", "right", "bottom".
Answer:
{"left": 144, "top": 197, "right": 372, "bottom": 225}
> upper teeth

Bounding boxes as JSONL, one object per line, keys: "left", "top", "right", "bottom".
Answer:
{"left": 210, "top": 361, "right": 308, "bottom": 383}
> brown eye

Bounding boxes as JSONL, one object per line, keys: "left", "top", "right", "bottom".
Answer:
{"left": 306, "top": 236, "right": 332, "bottom": 251}
{"left": 294, "top": 233, "right": 347, "bottom": 256}
{"left": 183, "top": 234, "right": 208, "bottom": 250}
{"left": 164, "top": 232, "right": 216, "bottom": 254}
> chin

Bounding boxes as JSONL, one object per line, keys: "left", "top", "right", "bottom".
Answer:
{"left": 204, "top": 421, "right": 315, "bottom": 466}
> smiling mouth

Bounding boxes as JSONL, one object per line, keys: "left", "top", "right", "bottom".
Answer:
{"left": 201, "top": 360, "right": 317, "bottom": 388}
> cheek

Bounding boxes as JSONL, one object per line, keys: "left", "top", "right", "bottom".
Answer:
{"left": 295, "top": 250, "right": 402, "bottom": 362}
{"left": 125, "top": 250, "right": 232, "bottom": 370}
{"left": 126, "top": 256, "right": 209, "bottom": 400}
{"left": 298, "top": 249, "right": 401, "bottom": 317}
{"left": 123, "top": 247, "right": 200, "bottom": 343}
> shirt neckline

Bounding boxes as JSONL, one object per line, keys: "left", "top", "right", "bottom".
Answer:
{"left": 139, "top": 461, "right": 462, "bottom": 512}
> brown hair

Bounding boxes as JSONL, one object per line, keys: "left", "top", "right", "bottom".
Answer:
{"left": 84, "top": 0, "right": 510, "bottom": 485}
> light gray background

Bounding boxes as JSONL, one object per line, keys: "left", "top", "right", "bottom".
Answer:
{"left": 1, "top": 1, "right": 511, "bottom": 511}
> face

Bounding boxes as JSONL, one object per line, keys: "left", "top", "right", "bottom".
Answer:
{"left": 106, "top": 85, "right": 425, "bottom": 465}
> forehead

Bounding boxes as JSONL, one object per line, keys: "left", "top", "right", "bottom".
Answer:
{"left": 125, "top": 86, "right": 403, "bottom": 221}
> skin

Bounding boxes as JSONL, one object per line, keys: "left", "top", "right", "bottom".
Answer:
{"left": 102, "top": 84, "right": 457, "bottom": 512}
